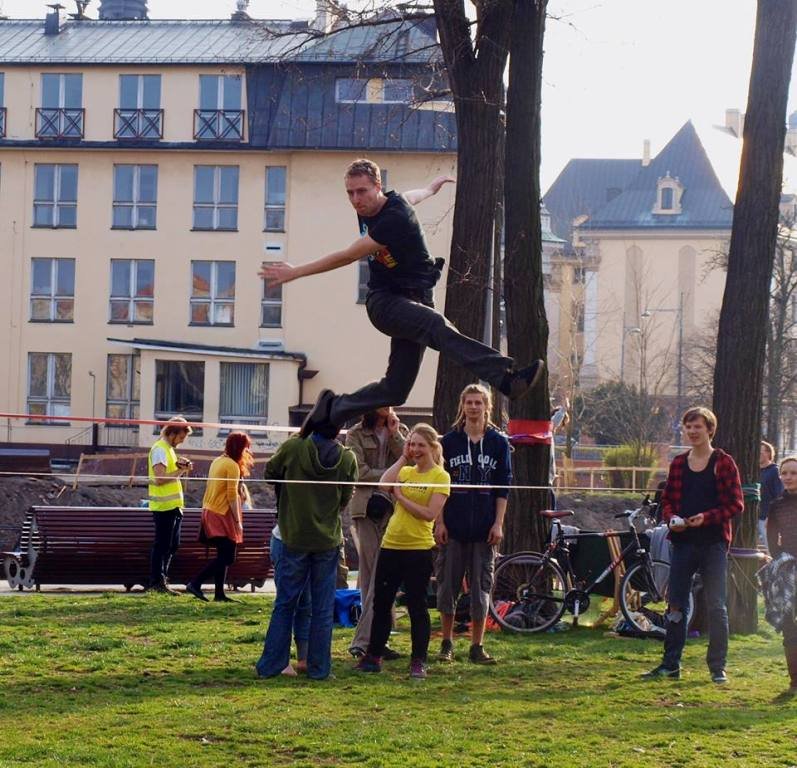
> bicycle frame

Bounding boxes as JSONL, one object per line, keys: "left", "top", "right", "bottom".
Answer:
{"left": 544, "top": 507, "right": 655, "bottom": 617}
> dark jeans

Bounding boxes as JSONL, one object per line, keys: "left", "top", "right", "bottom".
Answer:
{"left": 150, "top": 509, "right": 182, "bottom": 586}
{"left": 784, "top": 613, "right": 797, "bottom": 650}
{"left": 662, "top": 541, "right": 729, "bottom": 672}
{"left": 269, "top": 534, "right": 311, "bottom": 660}
{"left": 256, "top": 546, "right": 338, "bottom": 680}
{"left": 329, "top": 289, "right": 514, "bottom": 425}
{"left": 191, "top": 537, "right": 237, "bottom": 598}
{"left": 367, "top": 547, "right": 434, "bottom": 662}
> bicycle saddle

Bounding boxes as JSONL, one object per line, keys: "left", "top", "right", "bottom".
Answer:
{"left": 540, "top": 509, "right": 575, "bottom": 519}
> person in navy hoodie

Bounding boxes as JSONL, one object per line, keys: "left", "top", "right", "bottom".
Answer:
{"left": 435, "top": 383, "right": 512, "bottom": 665}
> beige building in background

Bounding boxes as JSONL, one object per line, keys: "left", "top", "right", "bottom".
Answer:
{"left": 0, "top": 5, "right": 456, "bottom": 453}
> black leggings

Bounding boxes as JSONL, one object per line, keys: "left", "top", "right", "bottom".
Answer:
{"left": 192, "top": 537, "right": 237, "bottom": 597}
{"left": 367, "top": 548, "right": 434, "bottom": 661}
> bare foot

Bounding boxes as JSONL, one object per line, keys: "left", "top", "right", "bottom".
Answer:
{"left": 280, "top": 664, "right": 297, "bottom": 677}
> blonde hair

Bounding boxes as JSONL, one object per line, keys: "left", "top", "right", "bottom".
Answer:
{"left": 761, "top": 440, "right": 776, "bottom": 461}
{"left": 160, "top": 415, "right": 193, "bottom": 439}
{"left": 452, "top": 383, "right": 497, "bottom": 431}
{"left": 681, "top": 406, "right": 717, "bottom": 437}
{"left": 345, "top": 158, "right": 381, "bottom": 186}
{"left": 409, "top": 422, "right": 443, "bottom": 467}
{"left": 779, "top": 456, "right": 797, "bottom": 471}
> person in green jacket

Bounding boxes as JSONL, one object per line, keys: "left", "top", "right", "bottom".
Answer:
{"left": 256, "top": 425, "right": 357, "bottom": 681}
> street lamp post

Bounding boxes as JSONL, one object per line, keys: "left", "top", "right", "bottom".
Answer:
{"left": 88, "top": 370, "right": 98, "bottom": 450}
{"left": 641, "top": 292, "right": 685, "bottom": 445}
{"left": 619, "top": 325, "right": 642, "bottom": 383}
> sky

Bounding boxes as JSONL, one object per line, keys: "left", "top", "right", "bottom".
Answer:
{"left": 3, "top": 0, "right": 795, "bottom": 190}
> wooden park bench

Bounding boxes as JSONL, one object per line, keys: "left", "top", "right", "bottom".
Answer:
{"left": 2, "top": 506, "right": 276, "bottom": 592}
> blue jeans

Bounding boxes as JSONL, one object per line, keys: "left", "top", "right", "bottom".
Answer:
{"left": 662, "top": 541, "right": 729, "bottom": 672}
{"left": 256, "top": 545, "right": 338, "bottom": 680}
{"left": 268, "top": 534, "right": 311, "bottom": 660}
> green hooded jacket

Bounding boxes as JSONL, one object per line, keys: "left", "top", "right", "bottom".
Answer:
{"left": 265, "top": 435, "right": 358, "bottom": 551}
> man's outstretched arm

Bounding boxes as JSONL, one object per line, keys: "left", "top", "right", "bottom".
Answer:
{"left": 258, "top": 234, "right": 382, "bottom": 287}
{"left": 403, "top": 175, "right": 455, "bottom": 206}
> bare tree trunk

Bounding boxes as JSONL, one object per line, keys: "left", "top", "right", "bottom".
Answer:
{"left": 712, "top": 0, "right": 796, "bottom": 634}
{"left": 502, "top": 0, "right": 550, "bottom": 554}
{"left": 431, "top": 0, "right": 512, "bottom": 431}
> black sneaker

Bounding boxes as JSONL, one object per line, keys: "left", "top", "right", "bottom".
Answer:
{"left": 299, "top": 389, "right": 336, "bottom": 439}
{"left": 348, "top": 646, "right": 366, "bottom": 659}
{"left": 185, "top": 582, "right": 209, "bottom": 602}
{"left": 469, "top": 644, "right": 497, "bottom": 665}
{"left": 711, "top": 669, "right": 728, "bottom": 684}
{"left": 499, "top": 360, "right": 545, "bottom": 400}
{"left": 641, "top": 664, "right": 681, "bottom": 680}
{"left": 382, "top": 646, "right": 401, "bottom": 661}
{"left": 150, "top": 582, "right": 180, "bottom": 596}
{"left": 437, "top": 639, "right": 454, "bottom": 663}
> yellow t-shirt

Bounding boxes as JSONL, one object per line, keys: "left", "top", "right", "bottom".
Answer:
{"left": 381, "top": 464, "right": 451, "bottom": 551}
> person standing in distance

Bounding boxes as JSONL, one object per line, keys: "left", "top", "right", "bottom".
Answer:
{"left": 259, "top": 159, "right": 543, "bottom": 438}
{"left": 435, "top": 384, "right": 512, "bottom": 665}
{"left": 642, "top": 407, "right": 743, "bottom": 684}
{"left": 759, "top": 440, "right": 783, "bottom": 551}
{"left": 148, "top": 416, "right": 193, "bottom": 594}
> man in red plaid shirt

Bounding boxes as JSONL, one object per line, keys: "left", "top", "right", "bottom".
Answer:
{"left": 642, "top": 406, "right": 743, "bottom": 684}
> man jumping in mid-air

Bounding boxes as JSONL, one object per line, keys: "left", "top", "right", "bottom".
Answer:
{"left": 259, "top": 159, "right": 543, "bottom": 436}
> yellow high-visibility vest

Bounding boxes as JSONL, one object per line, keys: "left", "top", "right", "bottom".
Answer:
{"left": 148, "top": 438, "right": 184, "bottom": 511}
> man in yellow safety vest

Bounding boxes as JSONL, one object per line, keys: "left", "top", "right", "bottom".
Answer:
{"left": 148, "top": 416, "right": 193, "bottom": 593}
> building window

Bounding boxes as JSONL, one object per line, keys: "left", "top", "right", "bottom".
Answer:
{"left": 219, "top": 362, "right": 268, "bottom": 427}
{"left": 110, "top": 259, "right": 154, "bottom": 324}
{"left": 0, "top": 73, "right": 5, "bottom": 138}
{"left": 113, "top": 165, "right": 158, "bottom": 229}
{"left": 357, "top": 259, "right": 369, "bottom": 304}
{"left": 115, "top": 74, "right": 162, "bottom": 139}
{"left": 37, "top": 73, "right": 83, "bottom": 139}
{"left": 383, "top": 79, "right": 413, "bottom": 103}
{"left": 264, "top": 166, "right": 287, "bottom": 231}
{"left": 652, "top": 172, "right": 684, "bottom": 215}
{"left": 30, "top": 258, "right": 75, "bottom": 322}
{"left": 193, "top": 166, "right": 239, "bottom": 230}
{"left": 27, "top": 352, "right": 71, "bottom": 421}
{"left": 106, "top": 353, "right": 140, "bottom": 422}
{"left": 336, "top": 78, "right": 369, "bottom": 103}
{"left": 194, "top": 74, "right": 244, "bottom": 141}
{"left": 261, "top": 270, "right": 282, "bottom": 327}
{"left": 335, "top": 78, "right": 413, "bottom": 104}
{"left": 191, "top": 261, "right": 235, "bottom": 325}
{"left": 154, "top": 360, "right": 204, "bottom": 430}
{"left": 33, "top": 164, "right": 78, "bottom": 228}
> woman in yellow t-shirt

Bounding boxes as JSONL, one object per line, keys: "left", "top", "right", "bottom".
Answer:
{"left": 355, "top": 423, "right": 450, "bottom": 679}
{"left": 186, "top": 431, "right": 253, "bottom": 603}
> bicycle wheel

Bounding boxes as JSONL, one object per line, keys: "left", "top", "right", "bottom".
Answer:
{"left": 489, "top": 552, "right": 567, "bottom": 634}
{"left": 620, "top": 558, "right": 694, "bottom": 637}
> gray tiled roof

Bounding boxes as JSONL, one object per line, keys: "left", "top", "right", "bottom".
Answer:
{"left": 581, "top": 122, "right": 733, "bottom": 230}
{"left": 0, "top": 17, "right": 442, "bottom": 65}
{"left": 543, "top": 158, "right": 640, "bottom": 247}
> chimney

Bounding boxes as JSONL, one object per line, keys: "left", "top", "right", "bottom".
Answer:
{"left": 725, "top": 108, "right": 744, "bottom": 138}
{"left": 310, "top": 0, "right": 334, "bottom": 33}
{"left": 44, "top": 3, "right": 65, "bottom": 35}
{"left": 98, "top": 0, "right": 148, "bottom": 20}
{"left": 642, "top": 139, "right": 651, "bottom": 167}
{"left": 232, "top": 0, "right": 251, "bottom": 21}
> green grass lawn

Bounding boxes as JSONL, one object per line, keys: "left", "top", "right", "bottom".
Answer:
{"left": 0, "top": 593, "right": 794, "bottom": 768}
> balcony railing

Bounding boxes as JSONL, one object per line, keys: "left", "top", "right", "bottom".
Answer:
{"left": 114, "top": 108, "right": 164, "bottom": 140}
{"left": 36, "top": 107, "right": 85, "bottom": 139}
{"left": 193, "top": 109, "right": 245, "bottom": 141}
{"left": 0, "top": 107, "right": 6, "bottom": 138}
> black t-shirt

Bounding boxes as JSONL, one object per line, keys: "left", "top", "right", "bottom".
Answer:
{"left": 358, "top": 191, "right": 443, "bottom": 293}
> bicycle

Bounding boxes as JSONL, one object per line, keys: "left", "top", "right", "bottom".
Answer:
{"left": 488, "top": 497, "right": 694, "bottom": 636}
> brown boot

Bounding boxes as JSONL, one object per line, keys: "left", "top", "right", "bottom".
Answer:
{"left": 786, "top": 645, "right": 797, "bottom": 693}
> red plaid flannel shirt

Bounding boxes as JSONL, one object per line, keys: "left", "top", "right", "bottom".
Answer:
{"left": 660, "top": 448, "right": 743, "bottom": 547}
